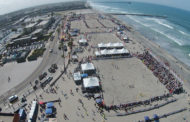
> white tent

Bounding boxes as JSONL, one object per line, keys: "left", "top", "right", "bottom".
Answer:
{"left": 118, "top": 48, "right": 129, "bottom": 54}
{"left": 106, "top": 42, "right": 113, "bottom": 47}
{"left": 100, "top": 49, "right": 108, "bottom": 55}
{"left": 98, "top": 43, "right": 105, "bottom": 48}
{"left": 73, "top": 72, "right": 81, "bottom": 81}
{"left": 83, "top": 77, "right": 99, "bottom": 88}
{"left": 81, "top": 63, "right": 95, "bottom": 71}
{"left": 109, "top": 49, "right": 118, "bottom": 55}
{"left": 98, "top": 42, "right": 124, "bottom": 49}
{"left": 113, "top": 42, "right": 123, "bottom": 47}
{"left": 95, "top": 51, "right": 101, "bottom": 56}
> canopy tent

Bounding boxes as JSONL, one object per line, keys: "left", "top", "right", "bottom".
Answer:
{"left": 108, "top": 49, "right": 118, "bottom": 55}
{"left": 107, "top": 42, "right": 112, "bottom": 47}
{"left": 98, "top": 43, "right": 105, "bottom": 48}
{"left": 46, "top": 102, "right": 54, "bottom": 108}
{"left": 117, "top": 48, "right": 129, "bottom": 54}
{"left": 45, "top": 108, "right": 53, "bottom": 115}
{"left": 144, "top": 116, "right": 150, "bottom": 121}
{"left": 153, "top": 114, "right": 159, "bottom": 120}
{"left": 81, "top": 73, "right": 88, "bottom": 78}
{"left": 81, "top": 63, "right": 95, "bottom": 71}
{"left": 113, "top": 42, "right": 123, "bottom": 47}
{"left": 95, "top": 51, "right": 101, "bottom": 56}
{"left": 100, "top": 49, "right": 109, "bottom": 55}
{"left": 83, "top": 77, "right": 99, "bottom": 88}
{"left": 96, "top": 48, "right": 129, "bottom": 56}
{"left": 73, "top": 72, "right": 81, "bottom": 81}
{"left": 39, "top": 101, "right": 45, "bottom": 105}
{"left": 98, "top": 42, "right": 124, "bottom": 49}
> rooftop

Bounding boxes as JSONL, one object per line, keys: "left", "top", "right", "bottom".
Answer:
{"left": 25, "top": 23, "right": 37, "bottom": 28}
{"left": 37, "top": 20, "right": 49, "bottom": 26}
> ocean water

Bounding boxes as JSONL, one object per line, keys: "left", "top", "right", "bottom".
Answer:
{"left": 89, "top": 1, "right": 190, "bottom": 66}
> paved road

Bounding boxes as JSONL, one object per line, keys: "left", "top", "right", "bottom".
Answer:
{"left": 0, "top": 27, "right": 63, "bottom": 104}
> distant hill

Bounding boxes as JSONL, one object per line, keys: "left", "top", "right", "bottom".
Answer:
{"left": 0, "top": 1, "right": 90, "bottom": 29}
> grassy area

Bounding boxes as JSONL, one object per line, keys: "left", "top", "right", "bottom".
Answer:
{"left": 27, "top": 48, "right": 46, "bottom": 61}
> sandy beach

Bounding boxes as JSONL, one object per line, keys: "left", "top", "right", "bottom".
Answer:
{"left": 1, "top": 8, "right": 190, "bottom": 122}
{"left": 0, "top": 58, "right": 42, "bottom": 96}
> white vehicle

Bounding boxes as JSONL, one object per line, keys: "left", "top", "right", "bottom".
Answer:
{"left": 8, "top": 95, "right": 18, "bottom": 103}
{"left": 49, "top": 49, "right": 53, "bottom": 53}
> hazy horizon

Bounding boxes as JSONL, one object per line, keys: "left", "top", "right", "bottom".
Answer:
{"left": 0, "top": 0, "right": 189, "bottom": 15}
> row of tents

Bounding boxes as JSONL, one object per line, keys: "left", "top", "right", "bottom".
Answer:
{"left": 73, "top": 62, "right": 101, "bottom": 92}
{"left": 98, "top": 42, "right": 124, "bottom": 49}
{"left": 95, "top": 48, "right": 129, "bottom": 57}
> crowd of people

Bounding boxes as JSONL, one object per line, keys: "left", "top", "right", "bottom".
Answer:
{"left": 98, "top": 93, "right": 172, "bottom": 111}
{"left": 137, "top": 51, "right": 183, "bottom": 94}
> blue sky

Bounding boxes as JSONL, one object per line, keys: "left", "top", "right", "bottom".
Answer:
{"left": 0, "top": 0, "right": 189, "bottom": 15}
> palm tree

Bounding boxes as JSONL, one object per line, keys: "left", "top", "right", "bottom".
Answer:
{"left": 67, "top": 37, "right": 73, "bottom": 61}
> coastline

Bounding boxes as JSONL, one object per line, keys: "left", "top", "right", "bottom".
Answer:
{"left": 1, "top": 8, "right": 190, "bottom": 122}
{"left": 1, "top": 8, "right": 190, "bottom": 103}
{"left": 109, "top": 14, "right": 190, "bottom": 91}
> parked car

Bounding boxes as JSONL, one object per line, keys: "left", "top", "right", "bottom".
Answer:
{"left": 48, "top": 67, "right": 56, "bottom": 73}
{"left": 39, "top": 72, "right": 47, "bottom": 80}
{"left": 35, "top": 80, "right": 39, "bottom": 85}
{"left": 47, "top": 77, "right": 53, "bottom": 82}
{"left": 49, "top": 49, "right": 53, "bottom": 53}
{"left": 52, "top": 64, "right": 58, "bottom": 69}
{"left": 20, "top": 97, "right": 27, "bottom": 103}
{"left": 8, "top": 95, "right": 18, "bottom": 103}
{"left": 74, "top": 47, "right": 83, "bottom": 53}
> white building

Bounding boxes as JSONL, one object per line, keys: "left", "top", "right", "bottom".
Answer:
{"left": 25, "top": 23, "right": 37, "bottom": 33}
{"left": 36, "top": 20, "right": 49, "bottom": 29}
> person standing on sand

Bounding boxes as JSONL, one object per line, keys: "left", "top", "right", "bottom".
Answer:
{"left": 8, "top": 76, "right": 10, "bottom": 82}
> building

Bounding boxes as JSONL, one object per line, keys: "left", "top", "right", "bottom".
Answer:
{"left": 25, "top": 23, "right": 37, "bottom": 33}
{"left": 36, "top": 17, "right": 54, "bottom": 30}
{"left": 31, "top": 28, "right": 43, "bottom": 37}
{"left": 7, "top": 36, "right": 32, "bottom": 47}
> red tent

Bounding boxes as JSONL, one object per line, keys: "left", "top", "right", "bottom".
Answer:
{"left": 39, "top": 101, "right": 44, "bottom": 105}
